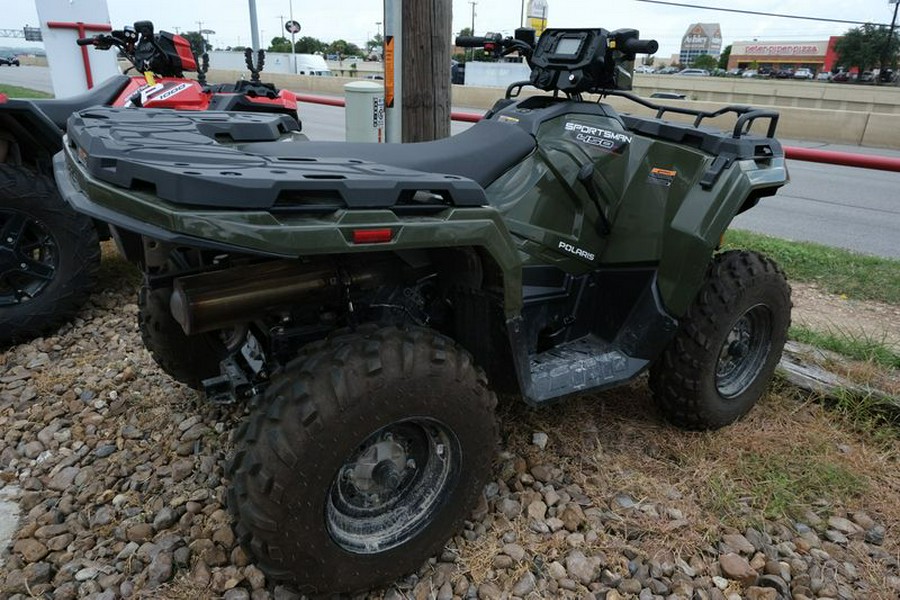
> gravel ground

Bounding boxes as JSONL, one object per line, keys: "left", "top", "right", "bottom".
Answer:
{"left": 1, "top": 255, "right": 898, "bottom": 600}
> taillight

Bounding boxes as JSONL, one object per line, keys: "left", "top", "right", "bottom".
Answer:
{"left": 352, "top": 229, "right": 393, "bottom": 244}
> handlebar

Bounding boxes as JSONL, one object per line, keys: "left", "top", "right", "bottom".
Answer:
{"left": 455, "top": 36, "right": 491, "bottom": 47}
{"left": 622, "top": 38, "right": 658, "bottom": 55}
{"left": 76, "top": 37, "right": 95, "bottom": 46}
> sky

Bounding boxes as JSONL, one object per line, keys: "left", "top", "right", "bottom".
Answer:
{"left": 2, "top": 0, "right": 898, "bottom": 58}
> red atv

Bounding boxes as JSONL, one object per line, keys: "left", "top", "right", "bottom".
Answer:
{"left": 0, "top": 21, "right": 298, "bottom": 346}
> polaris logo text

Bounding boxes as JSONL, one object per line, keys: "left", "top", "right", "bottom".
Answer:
{"left": 565, "top": 122, "right": 632, "bottom": 144}
{"left": 558, "top": 241, "right": 595, "bottom": 262}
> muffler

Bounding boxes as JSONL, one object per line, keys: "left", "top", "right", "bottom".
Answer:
{"left": 169, "top": 259, "right": 389, "bottom": 335}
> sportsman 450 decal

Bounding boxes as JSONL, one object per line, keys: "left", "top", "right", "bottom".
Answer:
{"left": 565, "top": 122, "right": 632, "bottom": 154}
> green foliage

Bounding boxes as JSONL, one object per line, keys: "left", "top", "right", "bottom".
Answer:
{"left": 790, "top": 326, "right": 900, "bottom": 369}
{"left": 365, "top": 33, "right": 384, "bottom": 57}
{"left": 181, "top": 31, "right": 211, "bottom": 56}
{"left": 691, "top": 53, "right": 718, "bottom": 70}
{"left": 834, "top": 23, "right": 900, "bottom": 71}
{"left": 268, "top": 36, "right": 293, "bottom": 53}
{"left": 294, "top": 36, "right": 326, "bottom": 54}
{"left": 458, "top": 27, "right": 473, "bottom": 38}
{"left": 0, "top": 84, "right": 52, "bottom": 99}
{"left": 718, "top": 44, "right": 731, "bottom": 70}
{"left": 706, "top": 448, "right": 865, "bottom": 521}
{"left": 723, "top": 229, "right": 900, "bottom": 305}
{"left": 327, "top": 39, "right": 363, "bottom": 60}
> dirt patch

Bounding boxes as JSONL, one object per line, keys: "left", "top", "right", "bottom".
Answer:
{"left": 791, "top": 282, "right": 900, "bottom": 350}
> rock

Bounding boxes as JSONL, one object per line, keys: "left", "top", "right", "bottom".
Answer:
{"left": 512, "top": 571, "right": 536, "bottom": 596}
{"left": 492, "top": 554, "right": 514, "bottom": 569}
{"left": 744, "top": 587, "right": 777, "bottom": 600}
{"left": 13, "top": 538, "right": 49, "bottom": 562}
{"left": 548, "top": 560, "right": 567, "bottom": 580}
{"left": 566, "top": 550, "right": 601, "bottom": 585}
{"left": 614, "top": 494, "right": 637, "bottom": 509}
{"left": 499, "top": 498, "right": 521, "bottom": 520}
{"left": 503, "top": 543, "right": 525, "bottom": 562}
{"left": 527, "top": 500, "right": 547, "bottom": 521}
{"left": 722, "top": 533, "right": 756, "bottom": 555}
{"left": 618, "top": 578, "right": 642, "bottom": 595}
{"left": 561, "top": 503, "right": 586, "bottom": 532}
{"left": 147, "top": 551, "right": 173, "bottom": 588}
{"left": 477, "top": 581, "right": 502, "bottom": 600}
{"left": 46, "top": 466, "right": 80, "bottom": 491}
{"left": 532, "top": 432, "right": 549, "bottom": 449}
{"left": 719, "top": 553, "right": 758, "bottom": 586}
{"left": 153, "top": 506, "right": 178, "bottom": 530}
{"left": 827, "top": 516, "right": 861, "bottom": 536}
{"left": 224, "top": 589, "right": 251, "bottom": 600}
{"left": 126, "top": 523, "right": 154, "bottom": 543}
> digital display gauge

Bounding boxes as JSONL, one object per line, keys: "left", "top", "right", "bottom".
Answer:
{"left": 555, "top": 37, "right": 582, "bottom": 56}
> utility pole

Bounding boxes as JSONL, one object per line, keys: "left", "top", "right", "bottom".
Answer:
{"left": 289, "top": 0, "right": 297, "bottom": 73}
{"left": 469, "top": 1, "right": 477, "bottom": 61}
{"left": 888, "top": 0, "right": 899, "bottom": 67}
{"left": 248, "top": 0, "right": 260, "bottom": 53}
{"left": 401, "top": 0, "right": 452, "bottom": 141}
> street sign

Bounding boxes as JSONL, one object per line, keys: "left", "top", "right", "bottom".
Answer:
{"left": 24, "top": 26, "right": 44, "bottom": 41}
{"left": 285, "top": 20, "right": 301, "bottom": 34}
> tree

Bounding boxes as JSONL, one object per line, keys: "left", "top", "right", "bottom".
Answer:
{"left": 835, "top": 24, "right": 899, "bottom": 74}
{"left": 692, "top": 53, "right": 718, "bottom": 70}
{"left": 458, "top": 27, "right": 473, "bottom": 38}
{"left": 268, "top": 36, "right": 293, "bottom": 53}
{"left": 326, "top": 39, "right": 363, "bottom": 60}
{"left": 365, "top": 33, "right": 384, "bottom": 58}
{"left": 181, "top": 31, "right": 211, "bottom": 56}
{"left": 718, "top": 44, "right": 732, "bottom": 70}
{"left": 294, "top": 36, "right": 326, "bottom": 54}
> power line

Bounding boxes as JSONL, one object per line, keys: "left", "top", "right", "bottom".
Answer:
{"left": 633, "top": 0, "right": 892, "bottom": 27}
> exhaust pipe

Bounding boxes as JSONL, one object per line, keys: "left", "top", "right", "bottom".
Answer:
{"left": 169, "top": 259, "right": 389, "bottom": 335}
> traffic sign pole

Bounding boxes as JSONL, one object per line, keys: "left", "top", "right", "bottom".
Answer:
{"left": 384, "top": 0, "right": 402, "bottom": 143}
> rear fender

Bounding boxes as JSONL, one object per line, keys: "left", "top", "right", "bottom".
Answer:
{"left": 656, "top": 156, "right": 788, "bottom": 316}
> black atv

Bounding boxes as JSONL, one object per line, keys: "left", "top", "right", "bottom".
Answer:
{"left": 0, "top": 20, "right": 298, "bottom": 346}
{"left": 56, "top": 27, "right": 791, "bottom": 595}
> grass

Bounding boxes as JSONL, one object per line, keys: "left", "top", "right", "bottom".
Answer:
{"left": 791, "top": 325, "right": 900, "bottom": 370}
{"left": 723, "top": 229, "right": 900, "bottom": 305}
{"left": 0, "top": 84, "right": 52, "bottom": 99}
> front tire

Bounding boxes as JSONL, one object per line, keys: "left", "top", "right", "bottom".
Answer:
{"left": 0, "top": 164, "right": 100, "bottom": 346}
{"left": 649, "top": 250, "right": 791, "bottom": 430}
{"left": 227, "top": 326, "right": 498, "bottom": 595}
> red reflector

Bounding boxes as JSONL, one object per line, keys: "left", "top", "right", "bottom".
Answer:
{"left": 352, "top": 228, "right": 393, "bottom": 244}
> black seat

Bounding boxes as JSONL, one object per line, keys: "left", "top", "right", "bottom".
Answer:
{"left": 30, "top": 75, "right": 132, "bottom": 130}
{"left": 244, "top": 119, "right": 536, "bottom": 188}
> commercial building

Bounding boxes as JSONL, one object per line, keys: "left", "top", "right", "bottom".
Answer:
{"left": 679, "top": 23, "right": 722, "bottom": 65}
{"left": 727, "top": 37, "right": 841, "bottom": 74}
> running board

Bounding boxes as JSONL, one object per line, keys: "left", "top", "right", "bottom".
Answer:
{"left": 521, "top": 335, "right": 648, "bottom": 405}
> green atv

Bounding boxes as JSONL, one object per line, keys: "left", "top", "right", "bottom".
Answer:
{"left": 55, "top": 27, "right": 791, "bottom": 595}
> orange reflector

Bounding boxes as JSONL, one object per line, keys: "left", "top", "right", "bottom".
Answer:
{"left": 352, "top": 228, "right": 393, "bottom": 244}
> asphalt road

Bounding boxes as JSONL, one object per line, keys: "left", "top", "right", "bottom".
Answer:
{"left": 2, "top": 67, "right": 899, "bottom": 259}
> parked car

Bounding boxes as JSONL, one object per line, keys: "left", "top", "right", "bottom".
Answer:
{"left": 775, "top": 68, "right": 794, "bottom": 79}
{"left": 635, "top": 64, "right": 655, "bottom": 74}
{"left": 793, "top": 68, "right": 814, "bottom": 80}
{"left": 656, "top": 66, "right": 679, "bottom": 74}
{"left": 757, "top": 67, "right": 774, "bottom": 78}
{"left": 815, "top": 71, "right": 832, "bottom": 81}
{"left": 0, "top": 56, "right": 20, "bottom": 67}
{"left": 677, "top": 68, "right": 709, "bottom": 76}
{"left": 831, "top": 71, "right": 850, "bottom": 83}
{"left": 741, "top": 69, "right": 758, "bottom": 78}
{"left": 726, "top": 68, "right": 744, "bottom": 77}
{"left": 859, "top": 71, "right": 875, "bottom": 83}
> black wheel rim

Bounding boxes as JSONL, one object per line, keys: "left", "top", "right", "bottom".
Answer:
{"left": 0, "top": 209, "right": 58, "bottom": 307}
{"left": 326, "top": 418, "right": 460, "bottom": 554}
{"left": 715, "top": 303, "right": 773, "bottom": 398}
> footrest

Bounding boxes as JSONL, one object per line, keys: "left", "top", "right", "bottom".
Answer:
{"left": 525, "top": 335, "right": 647, "bottom": 403}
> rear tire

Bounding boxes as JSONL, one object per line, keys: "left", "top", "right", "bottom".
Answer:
{"left": 0, "top": 164, "right": 100, "bottom": 347}
{"left": 138, "top": 285, "right": 227, "bottom": 389}
{"left": 649, "top": 250, "right": 791, "bottom": 430}
{"left": 227, "top": 326, "right": 498, "bottom": 595}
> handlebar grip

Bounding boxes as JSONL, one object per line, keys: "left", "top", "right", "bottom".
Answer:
{"left": 623, "top": 38, "right": 659, "bottom": 54}
{"left": 455, "top": 36, "right": 488, "bottom": 47}
{"left": 76, "top": 37, "right": 95, "bottom": 46}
